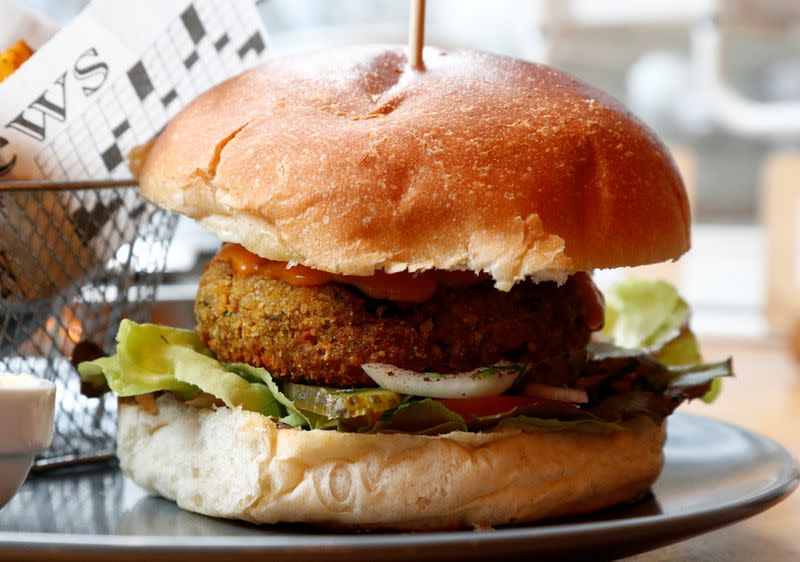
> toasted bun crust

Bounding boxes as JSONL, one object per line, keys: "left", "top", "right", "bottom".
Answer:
{"left": 118, "top": 395, "right": 666, "bottom": 530}
{"left": 139, "top": 46, "right": 689, "bottom": 290}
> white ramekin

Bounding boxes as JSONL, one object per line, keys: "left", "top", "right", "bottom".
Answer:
{"left": 0, "top": 373, "right": 56, "bottom": 508}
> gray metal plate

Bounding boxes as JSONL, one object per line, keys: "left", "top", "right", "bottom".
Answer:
{"left": 0, "top": 413, "right": 796, "bottom": 561}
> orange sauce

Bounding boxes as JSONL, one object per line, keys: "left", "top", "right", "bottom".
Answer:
{"left": 221, "top": 246, "right": 331, "bottom": 286}
{"left": 218, "top": 244, "right": 605, "bottom": 326}
{"left": 218, "top": 243, "right": 478, "bottom": 302}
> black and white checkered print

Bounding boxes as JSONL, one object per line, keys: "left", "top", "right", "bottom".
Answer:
{"left": 34, "top": 0, "right": 268, "bottom": 180}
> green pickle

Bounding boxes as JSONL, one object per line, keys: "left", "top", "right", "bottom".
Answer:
{"left": 282, "top": 382, "right": 404, "bottom": 419}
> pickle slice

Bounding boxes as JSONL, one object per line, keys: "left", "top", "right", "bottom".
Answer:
{"left": 282, "top": 382, "right": 404, "bottom": 419}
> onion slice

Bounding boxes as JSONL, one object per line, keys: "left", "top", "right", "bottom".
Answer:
{"left": 361, "top": 362, "right": 524, "bottom": 399}
{"left": 523, "top": 382, "right": 588, "bottom": 404}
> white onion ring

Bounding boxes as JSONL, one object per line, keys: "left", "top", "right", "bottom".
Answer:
{"left": 361, "top": 363, "right": 523, "bottom": 399}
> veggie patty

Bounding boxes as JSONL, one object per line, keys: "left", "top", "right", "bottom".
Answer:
{"left": 195, "top": 251, "right": 596, "bottom": 387}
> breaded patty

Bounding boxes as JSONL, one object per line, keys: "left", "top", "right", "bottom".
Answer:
{"left": 195, "top": 255, "right": 593, "bottom": 387}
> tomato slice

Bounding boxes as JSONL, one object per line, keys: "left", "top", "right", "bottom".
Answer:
{"left": 436, "top": 396, "right": 586, "bottom": 420}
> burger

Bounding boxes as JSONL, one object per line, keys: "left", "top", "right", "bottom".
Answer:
{"left": 79, "top": 45, "right": 731, "bottom": 530}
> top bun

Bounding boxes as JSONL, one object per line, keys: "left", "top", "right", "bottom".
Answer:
{"left": 139, "top": 45, "right": 689, "bottom": 290}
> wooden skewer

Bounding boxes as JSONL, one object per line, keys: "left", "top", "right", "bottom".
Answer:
{"left": 408, "top": 0, "right": 426, "bottom": 70}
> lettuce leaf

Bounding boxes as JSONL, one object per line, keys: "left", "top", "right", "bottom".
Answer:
{"left": 585, "top": 340, "right": 732, "bottom": 406}
{"left": 171, "top": 349, "right": 282, "bottom": 417}
{"left": 653, "top": 329, "right": 702, "bottom": 366}
{"left": 661, "top": 359, "right": 732, "bottom": 397}
{"left": 370, "top": 398, "right": 468, "bottom": 435}
{"left": 78, "top": 321, "right": 288, "bottom": 420}
{"left": 224, "top": 363, "right": 310, "bottom": 426}
{"left": 78, "top": 321, "right": 202, "bottom": 400}
{"left": 700, "top": 377, "right": 723, "bottom": 404}
{"left": 602, "top": 279, "right": 689, "bottom": 352}
{"left": 600, "top": 278, "right": 729, "bottom": 402}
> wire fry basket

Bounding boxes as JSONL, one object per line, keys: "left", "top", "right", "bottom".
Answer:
{"left": 0, "top": 180, "right": 177, "bottom": 469}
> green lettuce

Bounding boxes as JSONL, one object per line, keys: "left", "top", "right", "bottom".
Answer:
{"left": 655, "top": 330, "right": 702, "bottom": 365}
{"left": 78, "top": 321, "right": 204, "bottom": 400}
{"left": 600, "top": 278, "right": 728, "bottom": 402}
{"left": 224, "top": 363, "right": 310, "bottom": 426}
{"left": 602, "top": 279, "right": 689, "bottom": 353}
{"left": 78, "top": 320, "right": 288, "bottom": 420}
{"left": 700, "top": 376, "right": 723, "bottom": 403}
{"left": 370, "top": 398, "right": 468, "bottom": 435}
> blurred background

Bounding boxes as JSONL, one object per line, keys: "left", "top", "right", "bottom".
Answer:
{"left": 16, "top": 0, "right": 800, "bottom": 341}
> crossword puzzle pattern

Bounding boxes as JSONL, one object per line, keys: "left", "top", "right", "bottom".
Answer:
{"left": 35, "top": 1, "right": 267, "bottom": 180}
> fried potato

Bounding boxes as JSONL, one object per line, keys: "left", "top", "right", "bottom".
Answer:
{"left": 0, "top": 40, "right": 34, "bottom": 83}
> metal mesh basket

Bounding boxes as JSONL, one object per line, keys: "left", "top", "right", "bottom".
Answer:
{"left": 0, "top": 182, "right": 177, "bottom": 468}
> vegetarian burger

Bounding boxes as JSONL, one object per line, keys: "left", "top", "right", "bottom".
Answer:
{"left": 80, "top": 46, "right": 730, "bottom": 530}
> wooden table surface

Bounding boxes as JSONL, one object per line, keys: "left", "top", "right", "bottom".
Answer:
{"left": 624, "top": 337, "right": 800, "bottom": 562}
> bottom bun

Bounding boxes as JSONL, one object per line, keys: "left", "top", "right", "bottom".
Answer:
{"left": 117, "top": 394, "right": 666, "bottom": 530}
